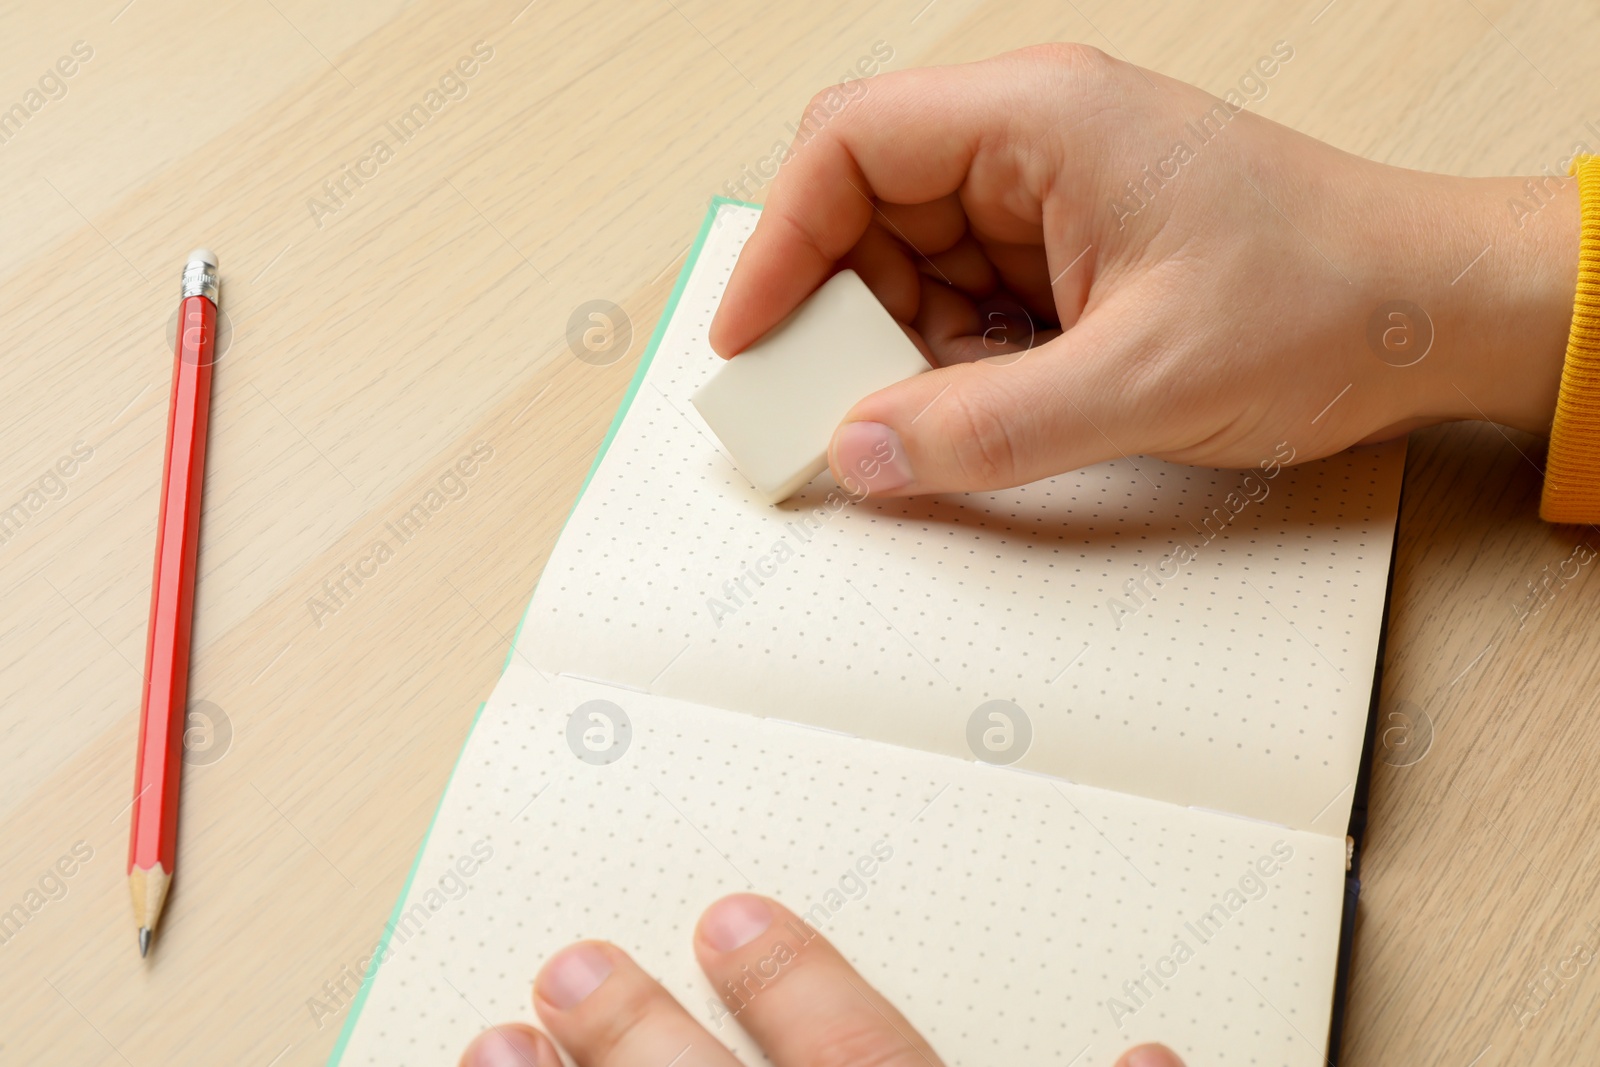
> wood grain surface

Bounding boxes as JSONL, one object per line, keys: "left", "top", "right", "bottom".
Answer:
{"left": 3, "top": 1, "right": 1599, "bottom": 1064}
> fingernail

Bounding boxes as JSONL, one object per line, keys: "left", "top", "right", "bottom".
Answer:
{"left": 463, "top": 1027, "right": 552, "bottom": 1067}
{"left": 1125, "top": 1044, "right": 1185, "bottom": 1067}
{"left": 701, "top": 894, "right": 773, "bottom": 952}
{"left": 832, "top": 421, "right": 913, "bottom": 495}
{"left": 536, "top": 944, "right": 613, "bottom": 1009}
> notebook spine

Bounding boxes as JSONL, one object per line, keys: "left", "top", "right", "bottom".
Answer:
{"left": 1326, "top": 488, "right": 1404, "bottom": 1065}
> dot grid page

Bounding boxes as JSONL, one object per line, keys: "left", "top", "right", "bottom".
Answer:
{"left": 516, "top": 201, "right": 1404, "bottom": 835}
{"left": 335, "top": 667, "right": 1346, "bottom": 1067}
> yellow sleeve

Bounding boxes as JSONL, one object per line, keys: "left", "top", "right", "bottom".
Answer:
{"left": 1541, "top": 155, "right": 1600, "bottom": 522}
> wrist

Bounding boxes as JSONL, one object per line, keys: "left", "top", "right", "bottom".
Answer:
{"left": 1407, "top": 170, "right": 1579, "bottom": 434}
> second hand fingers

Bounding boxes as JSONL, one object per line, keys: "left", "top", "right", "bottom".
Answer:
{"left": 533, "top": 941, "right": 743, "bottom": 1067}
{"left": 694, "top": 894, "right": 944, "bottom": 1067}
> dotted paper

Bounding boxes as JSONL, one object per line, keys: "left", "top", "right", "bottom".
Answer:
{"left": 516, "top": 203, "right": 1404, "bottom": 833}
{"left": 337, "top": 202, "right": 1401, "bottom": 1065}
{"left": 337, "top": 667, "right": 1344, "bottom": 1067}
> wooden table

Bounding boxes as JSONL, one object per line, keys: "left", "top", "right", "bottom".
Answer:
{"left": 3, "top": 1, "right": 1598, "bottom": 1063}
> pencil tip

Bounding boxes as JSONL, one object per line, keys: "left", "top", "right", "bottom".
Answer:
{"left": 138, "top": 928, "right": 150, "bottom": 957}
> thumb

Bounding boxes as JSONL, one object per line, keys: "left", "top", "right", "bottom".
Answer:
{"left": 1113, "top": 1044, "right": 1187, "bottom": 1067}
{"left": 828, "top": 317, "right": 1142, "bottom": 496}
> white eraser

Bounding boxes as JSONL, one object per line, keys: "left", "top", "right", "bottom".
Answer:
{"left": 692, "top": 270, "right": 929, "bottom": 504}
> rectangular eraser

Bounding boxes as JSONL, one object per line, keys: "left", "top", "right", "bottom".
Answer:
{"left": 691, "top": 269, "right": 930, "bottom": 503}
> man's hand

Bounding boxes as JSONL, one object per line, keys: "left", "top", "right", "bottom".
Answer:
{"left": 457, "top": 894, "right": 1184, "bottom": 1067}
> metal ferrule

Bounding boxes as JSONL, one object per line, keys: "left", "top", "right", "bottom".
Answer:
{"left": 181, "top": 259, "right": 219, "bottom": 303}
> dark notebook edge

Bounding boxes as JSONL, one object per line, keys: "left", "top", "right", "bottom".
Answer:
{"left": 1326, "top": 484, "right": 1404, "bottom": 1064}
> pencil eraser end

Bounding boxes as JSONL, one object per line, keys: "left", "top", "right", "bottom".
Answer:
{"left": 692, "top": 269, "right": 930, "bottom": 504}
{"left": 187, "top": 248, "right": 218, "bottom": 269}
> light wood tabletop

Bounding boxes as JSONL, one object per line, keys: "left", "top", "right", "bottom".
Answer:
{"left": 4, "top": 0, "right": 1600, "bottom": 1063}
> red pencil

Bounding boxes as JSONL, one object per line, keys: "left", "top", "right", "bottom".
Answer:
{"left": 128, "top": 249, "right": 219, "bottom": 958}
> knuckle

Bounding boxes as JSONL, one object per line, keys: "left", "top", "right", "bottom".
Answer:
{"left": 808, "top": 1021, "right": 928, "bottom": 1067}
{"left": 998, "top": 42, "right": 1124, "bottom": 138}
{"left": 1017, "top": 40, "right": 1114, "bottom": 76}
{"left": 571, "top": 968, "right": 667, "bottom": 1057}
{"left": 944, "top": 388, "right": 1021, "bottom": 487}
{"left": 802, "top": 85, "right": 835, "bottom": 119}
{"left": 799, "top": 79, "right": 866, "bottom": 133}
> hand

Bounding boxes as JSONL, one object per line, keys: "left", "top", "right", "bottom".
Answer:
{"left": 457, "top": 893, "right": 1184, "bottom": 1067}
{"left": 708, "top": 44, "right": 1579, "bottom": 496}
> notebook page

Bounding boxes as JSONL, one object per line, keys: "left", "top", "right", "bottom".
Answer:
{"left": 515, "top": 201, "right": 1403, "bottom": 834}
{"left": 333, "top": 667, "right": 1346, "bottom": 1067}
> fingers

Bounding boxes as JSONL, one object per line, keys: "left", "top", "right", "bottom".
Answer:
{"left": 694, "top": 894, "right": 943, "bottom": 1067}
{"left": 709, "top": 59, "right": 1040, "bottom": 358}
{"left": 875, "top": 195, "right": 969, "bottom": 256}
{"left": 976, "top": 237, "right": 1058, "bottom": 323}
{"left": 459, "top": 1024, "right": 560, "bottom": 1067}
{"left": 912, "top": 274, "right": 982, "bottom": 359}
{"left": 837, "top": 223, "right": 923, "bottom": 325}
{"left": 477, "top": 905, "right": 1187, "bottom": 1067}
{"left": 828, "top": 308, "right": 1147, "bottom": 495}
{"left": 532, "top": 941, "right": 743, "bottom": 1067}
{"left": 917, "top": 232, "right": 1000, "bottom": 297}
{"left": 1113, "top": 1044, "right": 1188, "bottom": 1067}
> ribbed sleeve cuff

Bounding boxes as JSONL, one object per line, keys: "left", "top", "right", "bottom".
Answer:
{"left": 1541, "top": 155, "right": 1600, "bottom": 523}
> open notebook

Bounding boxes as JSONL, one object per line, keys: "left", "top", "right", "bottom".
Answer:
{"left": 329, "top": 199, "right": 1404, "bottom": 1066}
